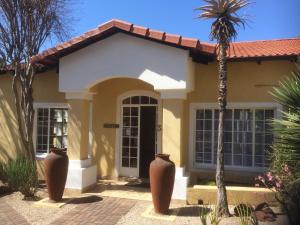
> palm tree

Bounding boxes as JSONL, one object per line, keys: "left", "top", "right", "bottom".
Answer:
{"left": 197, "top": 0, "right": 251, "bottom": 217}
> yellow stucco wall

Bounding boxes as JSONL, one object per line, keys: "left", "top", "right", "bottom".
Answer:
{"left": 0, "top": 70, "right": 65, "bottom": 179}
{"left": 90, "top": 78, "right": 158, "bottom": 178}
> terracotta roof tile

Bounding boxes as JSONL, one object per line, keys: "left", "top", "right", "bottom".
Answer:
{"left": 181, "top": 37, "right": 199, "bottom": 48}
{"left": 148, "top": 29, "right": 165, "bottom": 40}
{"left": 164, "top": 33, "right": 181, "bottom": 44}
{"left": 132, "top": 25, "right": 149, "bottom": 36}
{"left": 32, "top": 19, "right": 300, "bottom": 65}
{"left": 113, "top": 19, "right": 133, "bottom": 31}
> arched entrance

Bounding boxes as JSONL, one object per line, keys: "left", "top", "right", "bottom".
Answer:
{"left": 118, "top": 92, "right": 160, "bottom": 178}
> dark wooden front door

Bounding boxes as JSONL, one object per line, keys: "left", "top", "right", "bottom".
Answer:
{"left": 139, "top": 106, "right": 156, "bottom": 178}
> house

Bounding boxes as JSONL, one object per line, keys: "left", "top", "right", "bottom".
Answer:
{"left": 0, "top": 19, "right": 299, "bottom": 200}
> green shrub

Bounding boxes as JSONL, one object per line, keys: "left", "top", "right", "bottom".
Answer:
{"left": 0, "top": 160, "right": 7, "bottom": 183}
{"left": 6, "top": 155, "right": 38, "bottom": 198}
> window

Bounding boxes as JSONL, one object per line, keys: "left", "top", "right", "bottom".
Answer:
{"left": 194, "top": 108, "right": 275, "bottom": 168}
{"left": 36, "top": 107, "right": 68, "bottom": 154}
{"left": 122, "top": 96, "right": 158, "bottom": 105}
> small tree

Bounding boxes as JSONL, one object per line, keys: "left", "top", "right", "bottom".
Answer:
{"left": 0, "top": 0, "right": 70, "bottom": 161}
{"left": 197, "top": 0, "right": 251, "bottom": 217}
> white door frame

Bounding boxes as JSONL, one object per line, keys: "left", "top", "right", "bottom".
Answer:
{"left": 115, "top": 90, "right": 162, "bottom": 178}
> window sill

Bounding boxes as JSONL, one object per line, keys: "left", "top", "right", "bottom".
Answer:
{"left": 192, "top": 164, "right": 266, "bottom": 173}
{"left": 35, "top": 153, "right": 48, "bottom": 160}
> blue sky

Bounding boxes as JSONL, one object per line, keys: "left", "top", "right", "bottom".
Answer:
{"left": 49, "top": 0, "right": 300, "bottom": 47}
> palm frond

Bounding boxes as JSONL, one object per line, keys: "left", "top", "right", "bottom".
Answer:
{"left": 197, "top": 0, "right": 251, "bottom": 42}
{"left": 271, "top": 66, "right": 300, "bottom": 111}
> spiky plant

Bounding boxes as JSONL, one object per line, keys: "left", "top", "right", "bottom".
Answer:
{"left": 197, "top": 0, "right": 251, "bottom": 217}
{"left": 270, "top": 65, "right": 300, "bottom": 225}
{"left": 271, "top": 66, "right": 300, "bottom": 181}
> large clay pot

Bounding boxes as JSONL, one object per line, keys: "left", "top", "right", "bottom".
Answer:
{"left": 44, "top": 148, "right": 69, "bottom": 202}
{"left": 149, "top": 154, "right": 175, "bottom": 214}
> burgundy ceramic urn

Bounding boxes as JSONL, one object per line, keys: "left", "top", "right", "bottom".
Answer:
{"left": 44, "top": 148, "right": 69, "bottom": 202}
{"left": 149, "top": 154, "right": 175, "bottom": 214}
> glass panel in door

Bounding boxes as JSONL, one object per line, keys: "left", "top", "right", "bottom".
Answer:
{"left": 120, "top": 106, "right": 139, "bottom": 177}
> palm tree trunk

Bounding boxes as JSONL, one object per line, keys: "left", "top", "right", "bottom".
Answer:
{"left": 216, "top": 41, "right": 230, "bottom": 217}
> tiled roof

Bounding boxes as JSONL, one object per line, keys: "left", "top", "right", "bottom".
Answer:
{"left": 229, "top": 38, "right": 300, "bottom": 59}
{"left": 31, "top": 19, "right": 300, "bottom": 65}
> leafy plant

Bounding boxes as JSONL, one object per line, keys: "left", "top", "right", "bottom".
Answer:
{"left": 6, "top": 155, "right": 38, "bottom": 198}
{"left": 0, "top": 160, "right": 7, "bottom": 183}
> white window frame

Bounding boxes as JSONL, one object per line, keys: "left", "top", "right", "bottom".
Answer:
{"left": 189, "top": 102, "right": 282, "bottom": 172}
{"left": 33, "top": 102, "right": 69, "bottom": 159}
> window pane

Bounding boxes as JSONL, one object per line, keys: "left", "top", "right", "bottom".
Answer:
{"left": 243, "top": 155, "right": 253, "bottom": 167}
{"left": 131, "top": 107, "right": 138, "bottom": 116}
{"left": 150, "top": 97, "right": 158, "bottom": 104}
{"left": 204, "top": 120, "right": 212, "bottom": 130}
{"left": 204, "top": 131, "right": 212, "bottom": 142}
{"left": 122, "top": 158, "right": 129, "bottom": 167}
{"left": 197, "top": 110, "right": 204, "bottom": 119}
{"left": 196, "top": 120, "right": 204, "bottom": 130}
{"left": 141, "top": 96, "right": 149, "bottom": 104}
{"left": 255, "top": 110, "right": 265, "bottom": 120}
{"left": 204, "top": 110, "right": 212, "bottom": 119}
{"left": 123, "top": 97, "right": 130, "bottom": 104}
{"left": 130, "top": 158, "right": 137, "bottom": 168}
{"left": 131, "top": 96, "right": 140, "bottom": 104}
{"left": 131, "top": 117, "right": 138, "bottom": 126}
{"left": 225, "top": 110, "right": 232, "bottom": 120}
{"left": 225, "top": 154, "right": 232, "bottom": 165}
{"left": 123, "top": 107, "right": 130, "bottom": 116}
{"left": 233, "top": 155, "right": 242, "bottom": 166}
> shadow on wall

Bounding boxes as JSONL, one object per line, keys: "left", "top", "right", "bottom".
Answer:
{"left": 0, "top": 75, "right": 23, "bottom": 163}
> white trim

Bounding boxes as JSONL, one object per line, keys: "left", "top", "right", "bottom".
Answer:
{"left": 66, "top": 159, "right": 97, "bottom": 189}
{"left": 88, "top": 102, "right": 93, "bottom": 158}
{"left": 190, "top": 102, "right": 282, "bottom": 109}
{"left": 33, "top": 102, "right": 69, "bottom": 157}
{"left": 115, "top": 90, "right": 162, "bottom": 178}
{"left": 33, "top": 102, "right": 68, "bottom": 109}
{"left": 188, "top": 102, "right": 282, "bottom": 172}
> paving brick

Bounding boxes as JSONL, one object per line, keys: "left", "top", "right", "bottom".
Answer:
{"left": 50, "top": 197, "right": 137, "bottom": 225}
{"left": 0, "top": 201, "right": 30, "bottom": 225}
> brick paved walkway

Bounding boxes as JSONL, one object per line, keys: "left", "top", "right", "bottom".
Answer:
{"left": 50, "top": 196, "right": 138, "bottom": 225}
{"left": 0, "top": 200, "right": 30, "bottom": 225}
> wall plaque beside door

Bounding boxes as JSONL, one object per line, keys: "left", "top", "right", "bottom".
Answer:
{"left": 103, "top": 123, "right": 119, "bottom": 128}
